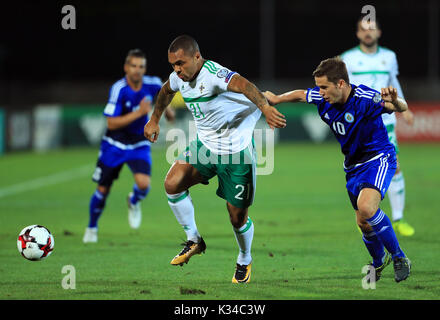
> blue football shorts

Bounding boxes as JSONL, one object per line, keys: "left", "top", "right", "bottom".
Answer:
{"left": 92, "top": 140, "right": 152, "bottom": 187}
{"left": 345, "top": 153, "right": 397, "bottom": 210}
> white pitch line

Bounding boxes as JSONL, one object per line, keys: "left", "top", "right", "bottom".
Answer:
{"left": 0, "top": 164, "right": 93, "bottom": 198}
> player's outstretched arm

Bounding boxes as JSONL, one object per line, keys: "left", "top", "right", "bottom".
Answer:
{"left": 263, "top": 90, "right": 307, "bottom": 105}
{"left": 227, "top": 74, "right": 286, "bottom": 129}
{"left": 381, "top": 85, "right": 408, "bottom": 113}
{"left": 144, "top": 80, "right": 176, "bottom": 142}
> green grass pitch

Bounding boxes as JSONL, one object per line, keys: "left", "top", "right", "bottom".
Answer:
{"left": 0, "top": 142, "right": 439, "bottom": 300}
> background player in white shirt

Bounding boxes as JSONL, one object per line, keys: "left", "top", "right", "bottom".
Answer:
{"left": 341, "top": 17, "right": 415, "bottom": 236}
{"left": 144, "top": 35, "right": 286, "bottom": 283}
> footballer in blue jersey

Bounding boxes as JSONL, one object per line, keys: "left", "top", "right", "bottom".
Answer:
{"left": 264, "top": 57, "right": 411, "bottom": 283}
{"left": 83, "top": 49, "right": 175, "bottom": 243}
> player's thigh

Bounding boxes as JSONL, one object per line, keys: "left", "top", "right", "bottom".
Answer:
{"left": 166, "top": 139, "right": 217, "bottom": 194}
{"left": 356, "top": 157, "right": 395, "bottom": 218}
{"left": 357, "top": 188, "right": 381, "bottom": 219}
{"left": 217, "top": 146, "right": 256, "bottom": 210}
{"left": 165, "top": 160, "right": 207, "bottom": 194}
{"left": 346, "top": 153, "right": 396, "bottom": 213}
{"left": 92, "top": 145, "right": 125, "bottom": 189}
{"left": 132, "top": 173, "right": 151, "bottom": 190}
{"left": 125, "top": 146, "right": 152, "bottom": 189}
{"left": 126, "top": 159, "right": 151, "bottom": 188}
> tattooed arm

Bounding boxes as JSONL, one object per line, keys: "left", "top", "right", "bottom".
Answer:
{"left": 227, "top": 74, "right": 286, "bottom": 129}
{"left": 144, "top": 80, "right": 176, "bottom": 142}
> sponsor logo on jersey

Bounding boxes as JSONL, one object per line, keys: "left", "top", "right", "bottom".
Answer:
{"left": 344, "top": 112, "right": 354, "bottom": 123}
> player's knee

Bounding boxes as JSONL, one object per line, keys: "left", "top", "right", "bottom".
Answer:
{"left": 227, "top": 204, "right": 248, "bottom": 229}
{"left": 230, "top": 215, "right": 246, "bottom": 229}
{"left": 136, "top": 180, "right": 150, "bottom": 191}
{"left": 97, "top": 185, "right": 110, "bottom": 195}
{"left": 357, "top": 200, "right": 377, "bottom": 219}
{"left": 164, "top": 176, "right": 179, "bottom": 195}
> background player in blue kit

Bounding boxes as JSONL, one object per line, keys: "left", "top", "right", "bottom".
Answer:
{"left": 264, "top": 57, "right": 411, "bottom": 283}
{"left": 83, "top": 49, "right": 175, "bottom": 243}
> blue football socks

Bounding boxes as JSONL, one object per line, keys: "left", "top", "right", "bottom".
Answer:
{"left": 362, "top": 230, "right": 386, "bottom": 267}
{"left": 367, "top": 208, "right": 405, "bottom": 259}
{"left": 88, "top": 190, "right": 107, "bottom": 228}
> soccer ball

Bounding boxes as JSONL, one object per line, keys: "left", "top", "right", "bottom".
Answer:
{"left": 17, "top": 225, "right": 54, "bottom": 261}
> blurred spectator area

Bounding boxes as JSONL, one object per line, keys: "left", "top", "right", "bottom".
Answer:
{"left": 0, "top": 0, "right": 438, "bottom": 154}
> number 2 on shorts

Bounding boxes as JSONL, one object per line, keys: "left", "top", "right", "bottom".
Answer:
{"left": 235, "top": 184, "right": 250, "bottom": 200}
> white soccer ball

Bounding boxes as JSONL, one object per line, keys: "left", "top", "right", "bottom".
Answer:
{"left": 17, "top": 225, "right": 54, "bottom": 261}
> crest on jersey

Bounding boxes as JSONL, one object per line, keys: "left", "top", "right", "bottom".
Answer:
{"left": 344, "top": 112, "right": 354, "bottom": 123}
{"left": 373, "top": 92, "right": 382, "bottom": 103}
{"left": 183, "top": 150, "right": 192, "bottom": 157}
{"left": 216, "top": 68, "right": 229, "bottom": 78}
{"left": 199, "top": 83, "right": 205, "bottom": 93}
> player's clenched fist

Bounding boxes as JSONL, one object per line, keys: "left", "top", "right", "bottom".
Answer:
{"left": 381, "top": 85, "right": 398, "bottom": 103}
{"left": 144, "top": 119, "right": 160, "bottom": 143}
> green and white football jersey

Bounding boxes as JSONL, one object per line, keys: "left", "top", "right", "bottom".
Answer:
{"left": 169, "top": 60, "right": 262, "bottom": 155}
{"left": 341, "top": 46, "right": 404, "bottom": 126}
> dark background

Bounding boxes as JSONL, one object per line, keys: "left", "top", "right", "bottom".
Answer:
{"left": 0, "top": 0, "right": 438, "bottom": 105}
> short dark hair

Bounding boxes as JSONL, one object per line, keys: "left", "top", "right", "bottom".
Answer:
{"left": 125, "top": 48, "right": 146, "bottom": 64}
{"left": 356, "top": 15, "right": 381, "bottom": 30}
{"left": 312, "top": 57, "right": 349, "bottom": 84}
{"left": 168, "top": 35, "right": 200, "bottom": 56}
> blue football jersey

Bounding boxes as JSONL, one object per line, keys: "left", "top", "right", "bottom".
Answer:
{"left": 102, "top": 75, "right": 162, "bottom": 148}
{"left": 306, "top": 84, "right": 396, "bottom": 171}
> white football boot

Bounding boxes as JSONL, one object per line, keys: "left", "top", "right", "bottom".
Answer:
{"left": 127, "top": 192, "right": 142, "bottom": 229}
{"left": 83, "top": 227, "right": 98, "bottom": 243}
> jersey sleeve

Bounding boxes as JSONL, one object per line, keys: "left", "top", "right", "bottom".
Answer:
{"left": 205, "top": 61, "right": 238, "bottom": 93}
{"left": 365, "top": 91, "right": 393, "bottom": 118}
{"left": 169, "top": 72, "right": 181, "bottom": 92}
{"left": 103, "top": 82, "right": 124, "bottom": 117}
{"left": 306, "top": 87, "right": 324, "bottom": 104}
